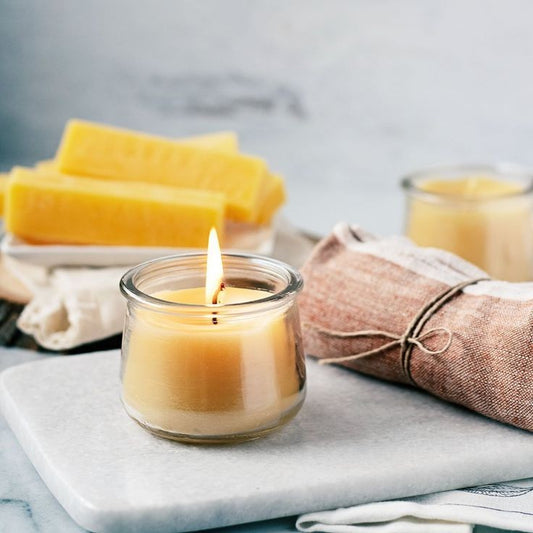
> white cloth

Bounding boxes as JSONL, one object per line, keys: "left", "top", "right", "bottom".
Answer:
{"left": 4, "top": 257, "right": 126, "bottom": 350}
{"left": 2, "top": 222, "right": 317, "bottom": 351}
{"left": 334, "top": 222, "right": 533, "bottom": 302}
{"left": 297, "top": 478, "right": 533, "bottom": 533}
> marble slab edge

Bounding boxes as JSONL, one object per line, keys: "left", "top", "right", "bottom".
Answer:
{"left": 0, "top": 355, "right": 329, "bottom": 533}
{"left": 5, "top": 353, "right": 533, "bottom": 532}
{"left": 0, "top": 359, "right": 101, "bottom": 531}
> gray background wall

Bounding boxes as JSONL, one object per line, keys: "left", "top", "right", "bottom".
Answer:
{"left": 2, "top": 0, "right": 533, "bottom": 236}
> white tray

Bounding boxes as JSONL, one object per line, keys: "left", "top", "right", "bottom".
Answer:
{"left": 0, "top": 221, "right": 276, "bottom": 267}
{"left": 3, "top": 352, "right": 533, "bottom": 533}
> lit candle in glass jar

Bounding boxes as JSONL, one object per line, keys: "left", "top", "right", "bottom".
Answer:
{"left": 119, "top": 229, "right": 306, "bottom": 443}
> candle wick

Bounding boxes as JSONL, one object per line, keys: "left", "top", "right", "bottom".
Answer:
{"left": 212, "top": 281, "right": 225, "bottom": 305}
{"left": 211, "top": 282, "right": 225, "bottom": 325}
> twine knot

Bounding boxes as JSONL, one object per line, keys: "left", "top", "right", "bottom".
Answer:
{"left": 312, "top": 326, "right": 453, "bottom": 366}
{"left": 307, "top": 277, "right": 488, "bottom": 385}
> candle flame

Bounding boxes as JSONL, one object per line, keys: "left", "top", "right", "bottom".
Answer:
{"left": 205, "top": 227, "right": 224, "bottom": 306}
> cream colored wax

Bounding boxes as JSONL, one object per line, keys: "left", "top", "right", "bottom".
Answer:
{"left": 121, "top": 287, "right": 303, "bottom": 438}
{"left": 406, "top": 176, "right": 533, "bottom": 281}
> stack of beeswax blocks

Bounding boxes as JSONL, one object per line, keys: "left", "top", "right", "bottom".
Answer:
{"left": 1, "top": 120, "right": 286, "bottom": 248}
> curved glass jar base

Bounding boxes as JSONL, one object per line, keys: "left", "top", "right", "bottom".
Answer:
{"left": 120, "top": 253, "right": 306, "bottom": 444}
{"left": 122, "top": 389, "right": 306, "bottom": 444}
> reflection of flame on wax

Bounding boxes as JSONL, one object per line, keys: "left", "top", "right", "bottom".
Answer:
{"left": 205, "top": 227, "right": 225, "bottom": 307}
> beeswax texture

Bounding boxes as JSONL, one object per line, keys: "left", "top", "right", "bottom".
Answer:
{"left": 180, "top": 131, "right": 238, "bottom": 153}
{"left": 34, "top": 159, "right": 58, "bottom": 172}
{"left": 256, "top": 174, "right": 286, "bottom": 225}
{"left": 34, "top": 131, "right": 237, "bottom": 176}
{"left": 0, "top": 173, "right": 8, "bottom": 216}
{"left": 5, "top": 167, "right": 225, "bottom": 247}
{"left": 57, "top": 120, "right": 266, "bottom": 221}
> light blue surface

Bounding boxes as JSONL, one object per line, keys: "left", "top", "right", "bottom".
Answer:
{"left": 2, "top": 1, "right": 532, "bottom": 530}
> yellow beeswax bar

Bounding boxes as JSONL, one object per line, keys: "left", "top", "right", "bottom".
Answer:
{"left": 34, "top": 131, "right": 238, "bottom": 173}
{"left": 56, "top": 120, "right": 267, "bottom": 222}
{"left": 0, "top": 173, "right": 9, "bottom": 216}
{"left": 34, "top": 159, "right": 57, "bottom": 172}
{"left": 5, "top": 167, "right": 225, "bottom": 248}
{"left": 256, "top": 173, "right": 286, "bottom": 225}
{"left": 180, "top": 131, "right": 238, "bottom": 153}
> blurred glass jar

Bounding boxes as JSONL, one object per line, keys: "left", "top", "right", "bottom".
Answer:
{"left": 402, "top": 164, "right": 533, "bottom": 282}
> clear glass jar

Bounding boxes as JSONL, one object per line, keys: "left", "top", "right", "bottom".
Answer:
{"left": 402, "top": 164, "right": 533, "bottom": 282}
{"left": 120, "top": 253, "right": 306, "bottom": 443}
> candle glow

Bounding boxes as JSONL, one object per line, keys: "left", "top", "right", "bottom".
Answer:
{"left": 205, "top": 227, "right": 224, "bottom": 306}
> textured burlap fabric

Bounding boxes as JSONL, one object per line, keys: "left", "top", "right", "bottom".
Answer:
{"left": 300, "top": 223, "right": 533, "bottom": 431}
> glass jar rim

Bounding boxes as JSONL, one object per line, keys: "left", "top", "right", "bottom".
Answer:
{"left": 120, "top": 252, "right": 303, "bottom": 314}
{"left": 401, "top": 163, "right": 533, "bottom": 202}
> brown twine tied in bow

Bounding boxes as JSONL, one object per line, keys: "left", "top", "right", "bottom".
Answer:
{"left": 312, "top": 326, "right": 453, "bottom": 364}
{"left": 306, "top": 277, "right": 489, "bottom": 385}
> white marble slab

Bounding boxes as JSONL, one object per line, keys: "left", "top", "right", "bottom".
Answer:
{"left": 3, "top": 352, "right": 533, "bottom": 533}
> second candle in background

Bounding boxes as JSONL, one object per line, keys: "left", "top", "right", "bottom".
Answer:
{"left": 402, "top": 165, "right": 533, "bottom": 282}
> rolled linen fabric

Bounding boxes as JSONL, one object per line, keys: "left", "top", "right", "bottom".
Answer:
{"left": 300, "top": 222, "right": 533, "bottom": 431}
